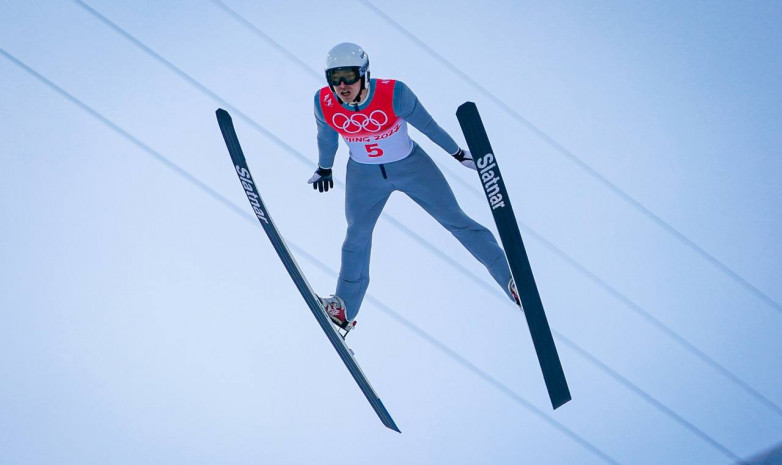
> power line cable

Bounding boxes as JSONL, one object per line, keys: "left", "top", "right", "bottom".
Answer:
{"left": 355, "top": 0, "right": 781, "bottom": 317}
{"left": 203, "top": 0, "right": 782, "bottom": 417}
{"left": 0, "top": 47, "right": 624, "bottom": 465}
{"left": 553, "top": 330, "right": 748, "bottom": 464}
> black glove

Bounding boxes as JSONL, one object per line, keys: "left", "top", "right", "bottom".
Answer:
{"left": 452, "top": 148, "right": 476, "bottom": 170}
{"left": 307, "top": 167, "right": 334, "bottom": 192}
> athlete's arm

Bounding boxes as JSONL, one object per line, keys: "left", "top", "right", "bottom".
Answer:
{"left": 392, "top": 81, "right": 460, "bottom": 155}
{"left": 314, "top": 91, "right": 340, "bottom": 169}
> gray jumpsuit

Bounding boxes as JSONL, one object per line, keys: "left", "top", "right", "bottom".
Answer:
{"left": 315, "top": 79, "right": 514, "bottom": 320}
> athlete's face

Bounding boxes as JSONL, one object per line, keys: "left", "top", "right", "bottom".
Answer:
{"left": 334, "top": 80, "right": 362, "bottom": 103}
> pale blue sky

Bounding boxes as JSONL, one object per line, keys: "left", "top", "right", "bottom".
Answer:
{"left": 1, "top": 1, "right": 780, "bottom": 464}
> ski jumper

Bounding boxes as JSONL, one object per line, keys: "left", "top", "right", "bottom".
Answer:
{"left": 315, "top": 79, "right": 514, "bottom": 319}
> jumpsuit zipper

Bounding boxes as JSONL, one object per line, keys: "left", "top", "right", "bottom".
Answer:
{"left": 379, "top": 164, "right": 387, "bottom": 179}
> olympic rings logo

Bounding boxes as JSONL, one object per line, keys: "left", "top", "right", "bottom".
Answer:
{"left": 332, "top": 110, "right": 388, "bottom": 134}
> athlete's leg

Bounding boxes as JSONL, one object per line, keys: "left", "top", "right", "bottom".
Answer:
{"left": 393, "top": 146, "right": 515, "bottom": 301}
{"left": 336, "top": 160, "right": 393, "bottom": 320}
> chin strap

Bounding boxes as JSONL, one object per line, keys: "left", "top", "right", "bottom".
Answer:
{"left": 352, "top": 78, "right": 362, "bottom": 104}
{"left": 352, "top": 74, "right": 371, "bottom": 105}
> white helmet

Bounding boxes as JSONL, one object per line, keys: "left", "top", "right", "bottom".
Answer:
{"left": 324, "top": 42, "right": 370, "bottom": 98}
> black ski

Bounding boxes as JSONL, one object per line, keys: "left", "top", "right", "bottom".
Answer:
{"left": 456, "top": 102, "right": 571, "bottom": 409}
{"left": 215, "top": 108, "right": 400, "bottom": 432}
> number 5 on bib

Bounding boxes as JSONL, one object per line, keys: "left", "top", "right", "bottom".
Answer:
{"left": 365, "top": 143, "right": 384, "bottom": 157}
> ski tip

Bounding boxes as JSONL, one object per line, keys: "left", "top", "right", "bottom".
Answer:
{"left": 215, "top": 108, "right": 230, "bottom": 120}
{"left": 456, "top": 101, "right": 477, "bottom": 114}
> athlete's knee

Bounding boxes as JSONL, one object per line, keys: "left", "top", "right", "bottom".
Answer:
{"left": 343, "top": 225, "right": 375, "bottom": 249}
{"left": 446, "top": 216, "right": 489, "bottom": 235}
{"left": 342, "top": 237, "right": 372, "bottom": 255}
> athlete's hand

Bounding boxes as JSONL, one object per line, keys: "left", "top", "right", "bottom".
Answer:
{"left": 308, "top": 167, "right": 334, "bottom": 192}
{"left": 452, "top": 148, "right": 476, "bottom": 170}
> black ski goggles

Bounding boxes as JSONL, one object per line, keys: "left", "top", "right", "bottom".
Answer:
{"left": 326, "top": 67, "right": 362, "bottom": 86}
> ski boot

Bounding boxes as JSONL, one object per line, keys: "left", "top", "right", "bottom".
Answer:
{"left": 320, "top": 294, "right": 356, "bottom": 336}
{"left": 509, "top": 278, "right": 524, "bottom": 311}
